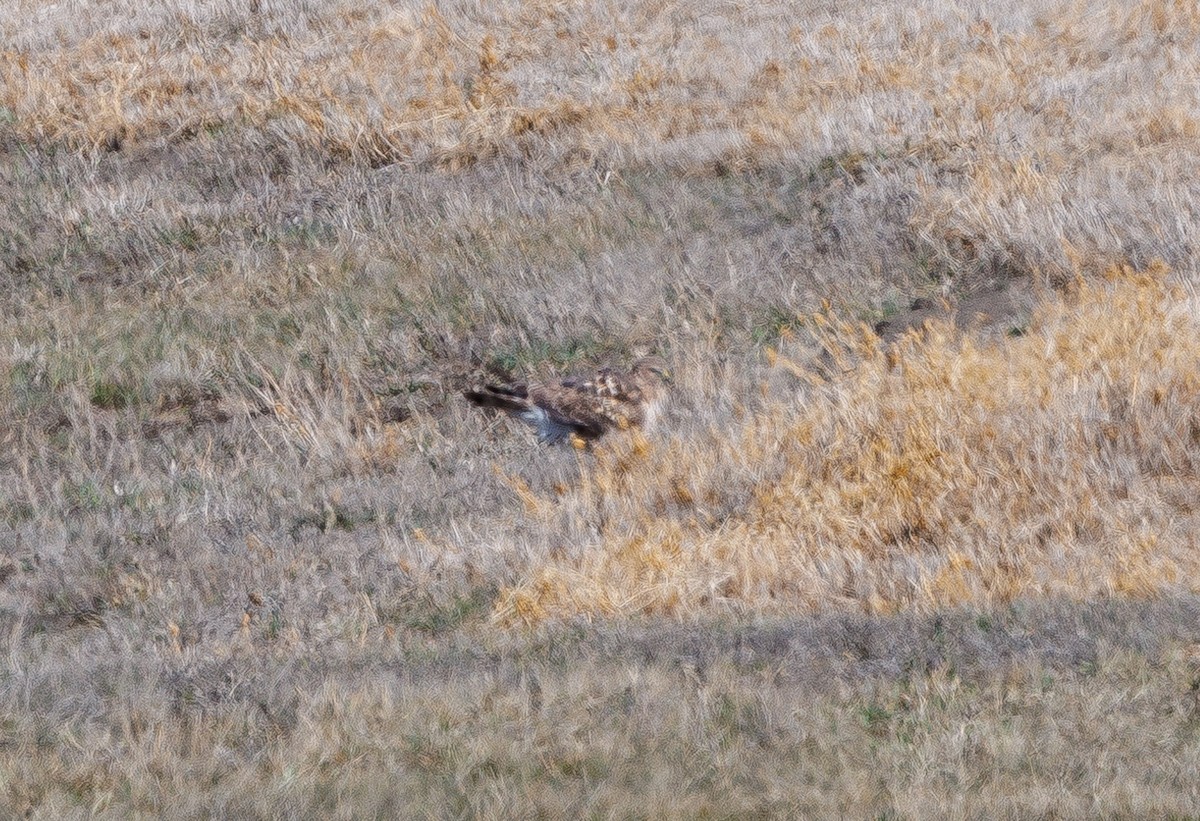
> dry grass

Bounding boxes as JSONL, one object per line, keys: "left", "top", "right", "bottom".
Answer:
{"left": 3, "top": 0, "right": 1200, "bottom": 814}
{"left": 6, "top": 602, "right": 1200, "bottom": 818}
{"left": 498, "top": 265, "right": 1200, "bottom": 622}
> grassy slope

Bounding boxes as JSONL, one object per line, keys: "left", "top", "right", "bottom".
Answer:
{"left": 499, "top": 267, "right": 1200, "bottom": 622}
{"left": 8, "top": 601, "right": 1200, "bottom": 817}
{"left": 3, "top": 0, "right": 1200, "bottom": 815}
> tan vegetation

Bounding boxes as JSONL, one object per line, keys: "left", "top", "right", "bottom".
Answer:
{"left": 498, "top": 265, "right": 1200, "bottom": 622}
{"left": 3, "top": 0, "right": 1200, "bottom": 814}
{"left": 8, "top": 603, "right": 1200, "bottom": 817}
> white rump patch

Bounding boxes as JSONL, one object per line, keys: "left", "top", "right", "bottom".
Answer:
{"left": 519, "top": 407, "right": 575, "bottom": 444}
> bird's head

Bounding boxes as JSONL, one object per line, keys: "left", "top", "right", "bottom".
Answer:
{"left": 632, "top": 355, "right": 673, "bottom": 386}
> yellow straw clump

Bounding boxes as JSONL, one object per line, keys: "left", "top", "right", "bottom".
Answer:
{"left": 496, "top": 263, "right": 1200, "bottom": 623}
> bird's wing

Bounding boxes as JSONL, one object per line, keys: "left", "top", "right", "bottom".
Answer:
{"left": 537, "top": 366, "right": 650, "bottom": 432}
{"left": 528, "top": 383, "right": 611, "bottom": 439}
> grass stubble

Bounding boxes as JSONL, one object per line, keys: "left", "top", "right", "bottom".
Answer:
{"left": 3, "top": 0, "right": 1200, "bottom": 815}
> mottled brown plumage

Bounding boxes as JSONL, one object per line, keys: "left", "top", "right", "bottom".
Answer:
{"left": 464, "top": 356, "right": 671, "bottom": 444}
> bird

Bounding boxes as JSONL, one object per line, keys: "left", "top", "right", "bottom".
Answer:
{"left": 464, "top": 355, "right": 672, "bottom": 445}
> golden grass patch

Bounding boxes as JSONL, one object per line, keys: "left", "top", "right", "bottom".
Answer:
{"left": 497, "top": 264, "right": 1200, "bottom": 623}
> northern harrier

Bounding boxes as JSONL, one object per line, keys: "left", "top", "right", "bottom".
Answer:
{"left": 464, "top": 356, "right": 672, "bottom": 444}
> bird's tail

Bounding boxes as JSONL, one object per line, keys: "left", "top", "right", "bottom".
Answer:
{"left": 463, "top": 384, "right": 530, "bottom": 414}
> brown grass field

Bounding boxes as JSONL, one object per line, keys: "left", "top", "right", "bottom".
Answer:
{"left": 4, "top": 0, "right": 1200, "bottom": 815}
